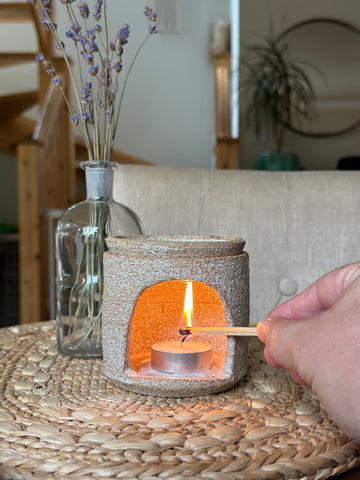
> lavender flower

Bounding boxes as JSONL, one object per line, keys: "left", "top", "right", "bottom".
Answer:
{"left": 35, "top": 0, "right": 53, "bottom": 30}
{"left": 105, "top": 106, "right": 112, "bottom": 124}
{"left": 70, "top": 114, "right": 80, "bottom": 125}
{"left": 30, "top": 1, "right": 158, "bottom": 162}
{"left": 93, "top": 0, "right": 103, "bottom": 21}
{"left": 36, "top": 52, "right": 56, "bottom": 77}
{"left": 36, "top": 52, "right": 45, "bottom": 62}
{"left": 55, "top": 41, "right": 65, "bottom": 50}
{"left": 82, "top": 112, "right": 94, "bottom": 124}
{"left": 148, "top": 25, "right": 158, "bottom": 35}
{"left": 46, "top": 65, "right": 56, "bottom": 76}
{"left": 78, "top": 2, "right": 90, "bottom": 19}
{"left": 80, "top": 30, "right": 98, "bottom": 65}
{"left": 144, "top": 7, "right": 157, "bottom": 22}
{"left": 41, "top": 0, "right": 51, "bottom": 12}
{"left": 144, "top": 7, "right": 158, "bottom": 34}
{"left": 113, "top": 24, "right": 130, "bottom": 73}
{"left": 66, "top": 23, "right": 82, "bottom": 42}
{"left": 86, "top": 28, "right": 96, "bottom": 40}
{"left": 81, "top": 82, "right": 92, "bottom": 105}
{"left": 88, "top": 65, "right": 99, "bottom": 76}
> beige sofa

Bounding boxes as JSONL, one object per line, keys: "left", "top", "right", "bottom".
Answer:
{"left": 113, "top": 165, "right": 360, "bottom": 325}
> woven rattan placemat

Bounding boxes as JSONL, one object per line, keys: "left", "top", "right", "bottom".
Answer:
{"left": 0, "top": 321, "right": 359, "bottom": 480}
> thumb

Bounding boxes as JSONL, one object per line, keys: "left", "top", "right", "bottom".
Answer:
{"left": 257, "top": 316, "right": 310, "bottom": 384}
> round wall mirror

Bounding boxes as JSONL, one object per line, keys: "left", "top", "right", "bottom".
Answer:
{"left": 277, "top": 18, "right": 360, "bottom": 137}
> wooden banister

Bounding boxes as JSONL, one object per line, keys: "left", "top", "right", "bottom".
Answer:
{"left": 0, "top": 2, "right": 33, "bottom": 21}
{"left": 0, "top": 52, "right": 37, "bottom": 68}
{"left": 17, "top": 142, "right": 42, "bottom": 325}
{"left": 0, "top": 2, "right": 52, "bottom": 55}
{"left": 0, "top": 91, "right": 39, "bottom": 122}
{"left": 33, "top": 75, "right": 75, "bottom": 208}
{"left": 28, "top": 5, "right": 53, "bottom": 56}
{"left": 0, "top": 116, "right": 35, "bottom": 154}
{"left": 17, "top": 71, "right": 75, "bottom": 324}
{"left": 0, "top": 2, "right": 66, "bottom": 323}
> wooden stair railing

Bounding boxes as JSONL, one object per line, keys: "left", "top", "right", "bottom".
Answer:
{"left": 17, "top": 72, "right": 75, "bottom": 324}
{"left": 0, "top": 52, "right": 39, "bottom": 69}
{"left": 0, "top": 2, "right": 54, "bottom": 153}
{"left": 0, "top": 116, "right": 35, "bottom": 155}
{"left": 0, "top": 91, "right": 39, "bottom": 123}
{"left": 0, "top": 2, "right": 57, "bottom": 324}
{"left": 0, "top": 2, "right": 52, "bottom": 57}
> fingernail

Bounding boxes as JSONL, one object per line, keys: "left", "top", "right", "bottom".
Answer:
{"left": 256, "top": 317, "right": 271, "bottom": 342}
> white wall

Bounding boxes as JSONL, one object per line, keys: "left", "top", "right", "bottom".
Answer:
{"left": 240, "top": 0, "right": 360, "bottom": 170}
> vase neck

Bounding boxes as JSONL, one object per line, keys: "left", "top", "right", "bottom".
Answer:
{"left": 82, "top": 161, "right": 117, "bottom": 200}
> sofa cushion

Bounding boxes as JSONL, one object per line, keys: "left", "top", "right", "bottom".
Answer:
{"left": 113, "top": 165, "right": 360, "bottom": 325}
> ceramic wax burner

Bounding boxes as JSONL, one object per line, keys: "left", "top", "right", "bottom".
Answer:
{"left": 102, "top": 235, "right": 249, "bottom": 397}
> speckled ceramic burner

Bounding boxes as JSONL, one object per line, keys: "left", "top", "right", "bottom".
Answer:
{"left": 102, "top": 235, "right": 249, "bottom": 397}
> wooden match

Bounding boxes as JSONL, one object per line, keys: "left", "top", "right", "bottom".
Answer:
{"left": 179, "top": 326, "right": 258, "bottom": 337}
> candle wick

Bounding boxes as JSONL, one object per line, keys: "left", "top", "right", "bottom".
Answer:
{"left": 181, "top": 335, "right": 189, "bottom": 343}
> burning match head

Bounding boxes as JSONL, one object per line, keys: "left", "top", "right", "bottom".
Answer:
{"left": 179, "top": 328, "right": 191, "bottom": 336}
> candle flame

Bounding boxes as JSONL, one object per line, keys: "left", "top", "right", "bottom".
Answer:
{"left": 184, "top": 282, "right": 193, "bottom": 328}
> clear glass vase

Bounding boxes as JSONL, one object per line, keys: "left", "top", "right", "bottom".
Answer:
{"left": 55, "top": 161, "right": 143, "bottom": 358}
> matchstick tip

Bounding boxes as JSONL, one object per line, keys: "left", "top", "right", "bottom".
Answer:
{"left": 179, "top": 328, "right": 191, "bottom": 336}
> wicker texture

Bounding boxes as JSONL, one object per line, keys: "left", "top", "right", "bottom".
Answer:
{"left": 0, "top": 321, "right": 359, "bottom": 480}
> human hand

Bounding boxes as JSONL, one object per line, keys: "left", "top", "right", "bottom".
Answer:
{"left": 257, "top": 262, "right": 360, "bottom": 441}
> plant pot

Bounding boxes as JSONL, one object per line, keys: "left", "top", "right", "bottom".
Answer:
{"left": 255, "top": 152, "right": 300, "bottom": 171}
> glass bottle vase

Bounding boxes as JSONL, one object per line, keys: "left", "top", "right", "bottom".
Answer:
{"left": 55, "top": 160, "right": 143, "bottom": 358}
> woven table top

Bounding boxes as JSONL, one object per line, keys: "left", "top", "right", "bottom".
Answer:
{"left": 0, "top": 321, "right": 359, "bottom": 480}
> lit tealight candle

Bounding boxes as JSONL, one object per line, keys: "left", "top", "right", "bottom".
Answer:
{"left": 151, "top": 341, "right": 213, "bottom": 374}
{"left": 151, "top": 282, "right": 213, "bottom": 374}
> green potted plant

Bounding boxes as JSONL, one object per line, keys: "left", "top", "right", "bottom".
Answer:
{"left": 240, "top": 35, "right": 316, "bottom": 170}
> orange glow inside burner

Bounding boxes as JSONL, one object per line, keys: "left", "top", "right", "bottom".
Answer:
{"left": 128, "top": 280, "right": 227, "bottom": 372}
